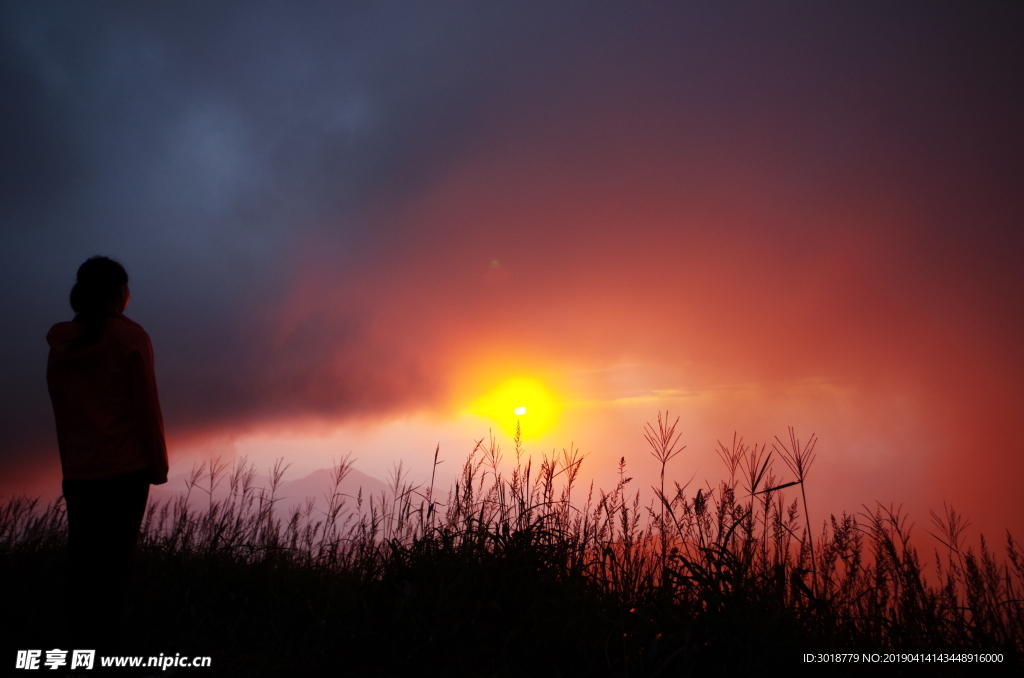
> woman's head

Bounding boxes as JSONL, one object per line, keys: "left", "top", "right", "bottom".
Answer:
{"left": 70, "top": 256, "right": 129, "bottom": 316}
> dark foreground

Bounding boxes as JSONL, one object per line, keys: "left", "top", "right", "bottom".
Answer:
{"left": 3, "top": 427, "right": 1022, "bottom": 676}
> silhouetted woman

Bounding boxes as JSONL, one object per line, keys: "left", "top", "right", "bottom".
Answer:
{"left": 47, "top": 256, "right": 168, "bottom": 650}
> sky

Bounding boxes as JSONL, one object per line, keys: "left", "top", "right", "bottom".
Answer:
{"left": 2, "top": 1, "right": 1023, "bottom": 538}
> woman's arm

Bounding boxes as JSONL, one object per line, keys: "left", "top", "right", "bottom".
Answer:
{"left": 128, "top": 328, "right": 169, "bottom": 484}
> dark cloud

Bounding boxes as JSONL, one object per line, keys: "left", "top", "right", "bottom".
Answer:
{"left": 0, "top": 0, "right": 505, "bottom": 448}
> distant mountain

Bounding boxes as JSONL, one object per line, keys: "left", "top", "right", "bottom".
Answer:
{"left": 275, "top": 467, "right": 391, "bottom": 513}
{"left": 149, "top": 465, "right": 391, "bottom": 518}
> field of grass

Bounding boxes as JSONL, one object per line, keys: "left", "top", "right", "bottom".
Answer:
{"left": 2, "top": 416, "right": 1022, "bottom": 676}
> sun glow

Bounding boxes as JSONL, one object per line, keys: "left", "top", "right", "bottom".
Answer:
{"left": 469, "top": 378, "right": 559, "bottom": 439}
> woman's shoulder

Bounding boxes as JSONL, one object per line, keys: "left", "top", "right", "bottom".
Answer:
{"left": 47, "top": 315, "right": 152, "bottom": 354}
{"left": 46, "top": 321, "right": 83, "bottom": 351}
{"left": 108, "top": 315, "right": 153, "bottom": 346}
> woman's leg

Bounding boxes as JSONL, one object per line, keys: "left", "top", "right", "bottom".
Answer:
{"left": 63, "top": 469, "right": 150, "bottom": 651}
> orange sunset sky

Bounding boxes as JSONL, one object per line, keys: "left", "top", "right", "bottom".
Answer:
{"left": 2, "top": 2, "right": 1022, "bottom": 539}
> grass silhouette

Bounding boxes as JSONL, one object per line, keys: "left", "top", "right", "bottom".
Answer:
{"left": 2, "top": 418, "right": 1022, "bottom": 676}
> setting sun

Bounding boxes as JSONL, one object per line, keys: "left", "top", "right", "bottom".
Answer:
{"left": 468, "top": 378, "right": 559, "bottom": 439}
